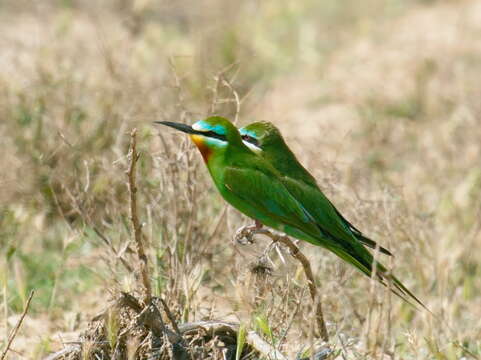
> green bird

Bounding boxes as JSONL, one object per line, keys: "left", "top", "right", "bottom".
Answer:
{"left": 239, "top": 121, "right": 392, "bottom": 256}
{"left": 239, "top": 121, "right": 426, "bottom": 308}
{"left": 156, "top": 116, "right": 424, "bottom": 308}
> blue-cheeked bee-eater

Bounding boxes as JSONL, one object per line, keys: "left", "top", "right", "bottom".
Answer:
{"left": 156, "top": 116, "right": 425, "bottom": 309}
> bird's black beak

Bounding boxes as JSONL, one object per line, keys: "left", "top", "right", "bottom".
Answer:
{"left": 154, "top": 121, "right": 201, "bottom": 135}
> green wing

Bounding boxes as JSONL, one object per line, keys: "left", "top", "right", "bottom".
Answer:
{"left": 223, "top": 165, "right": 323, "bottom": 238}
{"left": 283, "top": 177, "right": 391, "bottom": 255}
{"left": 281, "top": 177, "right": 361, "bottom": 242}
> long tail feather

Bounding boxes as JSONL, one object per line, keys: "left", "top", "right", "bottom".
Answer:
{"left": 355, "top": 234, "right": 393, "bottom": 256}
{"left": 327, "top": 243, "right": 428, "bottom": 311}
{"left": 332, "top": 207, "right": 393, "bottom": 256}
{"left": 386, "top": 273, "right": 429, "bottom": 311}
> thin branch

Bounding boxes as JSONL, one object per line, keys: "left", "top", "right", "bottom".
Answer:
{"left": 221, "top": 78, "right": 241, "bottom": 124}
{"left": 1, "top": 290, "right": 34, "bottom": 360}
{"left": 209, "top": 62, "right": 239, "bottom": 115}
{"left": 91, "top": 291, "right": 144, "bottom": 322}
{"left": 92, "top": 227, "right": 134, "bottom": 273}
{"left": 127, "top": 128, "right": 152, "bottom": 305}
{"left": 43, "top": 345, "right": 81, "bottom": 360}
{"left": 136, "top": 304, "right": 181, "bottom": 344}
{"left": 236, "top": 227, "right": 329, "bottom": 342}
{"left": 159, "top": 298, "right": 182, "bottom": 337}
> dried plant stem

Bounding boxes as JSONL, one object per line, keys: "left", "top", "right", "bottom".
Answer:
{"left": 1, "top": 290, "right": 34, "bottom": 360}
{"left": 127, "top": 128, "right": 152, "bottom": 305}
{"left": 159, "top": 298, "right": 182, "bottom": 337}
{"left": 221, "top": 77, "right": 241, "bottom": 124}
{"left": 238, "top": 227, "right": 329, "bottom": 342}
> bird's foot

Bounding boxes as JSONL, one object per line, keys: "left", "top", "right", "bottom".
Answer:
{"left": 234, "top": 221, "right": 263, "bottom": 245}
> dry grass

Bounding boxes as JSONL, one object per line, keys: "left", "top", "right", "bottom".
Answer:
{"left": 1, "top": 0, "right": 480, "bottom": 359}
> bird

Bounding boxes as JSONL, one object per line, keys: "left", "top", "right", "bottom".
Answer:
{"left": 239, "top": 121, "right": 392, "bottom": 256}
{"left": 156, "top": 116, "right": 425, "bottom": 308}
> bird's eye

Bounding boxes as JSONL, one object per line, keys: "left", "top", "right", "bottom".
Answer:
{"left": 242, "top": 135, "right": 259, "bottom": 146}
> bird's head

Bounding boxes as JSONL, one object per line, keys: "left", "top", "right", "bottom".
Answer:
{"left": 240, "top": 121, "right": 319, "bottom": 187}
{"left": 156, "top": 116, "right": 242, "bottom": 162}
{"left": 239, "top": 121, "right": 284, "bottom": 154}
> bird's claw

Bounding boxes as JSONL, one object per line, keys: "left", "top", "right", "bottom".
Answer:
{"left": 234, "top": 223, "right": 261, "bottom": 245}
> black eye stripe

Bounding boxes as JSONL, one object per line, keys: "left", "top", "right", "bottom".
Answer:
{"left": 203, "top": 130, "right": 227, "bottom": 141}
{"left": 242, "top": 134, "right": 259, "bottom": 146}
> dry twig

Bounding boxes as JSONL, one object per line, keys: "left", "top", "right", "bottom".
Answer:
{"left": 209, "top": 62, "right": 241, "bottom": 119}
{"left": 127, "top": 128, "right": 152, "bottom": 305}
{"left": 1, "top": 290, "right": 34, "bottom": 360}
{"left": 221, "top": 77, "right": 241, "bottom": 124}
{"left": 159, "top": 298, "right": 183, "bottom": 337}
{"left": 236, "top": 227, "right": 329, "bottom": 342}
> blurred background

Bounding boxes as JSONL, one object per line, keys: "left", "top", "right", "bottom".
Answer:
{"left": 1, "top": 0, "right": 480, "bottom": 358}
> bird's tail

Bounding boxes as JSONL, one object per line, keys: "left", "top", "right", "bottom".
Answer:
{"left": 332, "top": 206, "right": 393, "bottom": 256}
{"left": 327, "top": 244, "right": 427, "bottom": 310}
{"left": 353, "top": 233, "right": 393, "bottom": 256}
